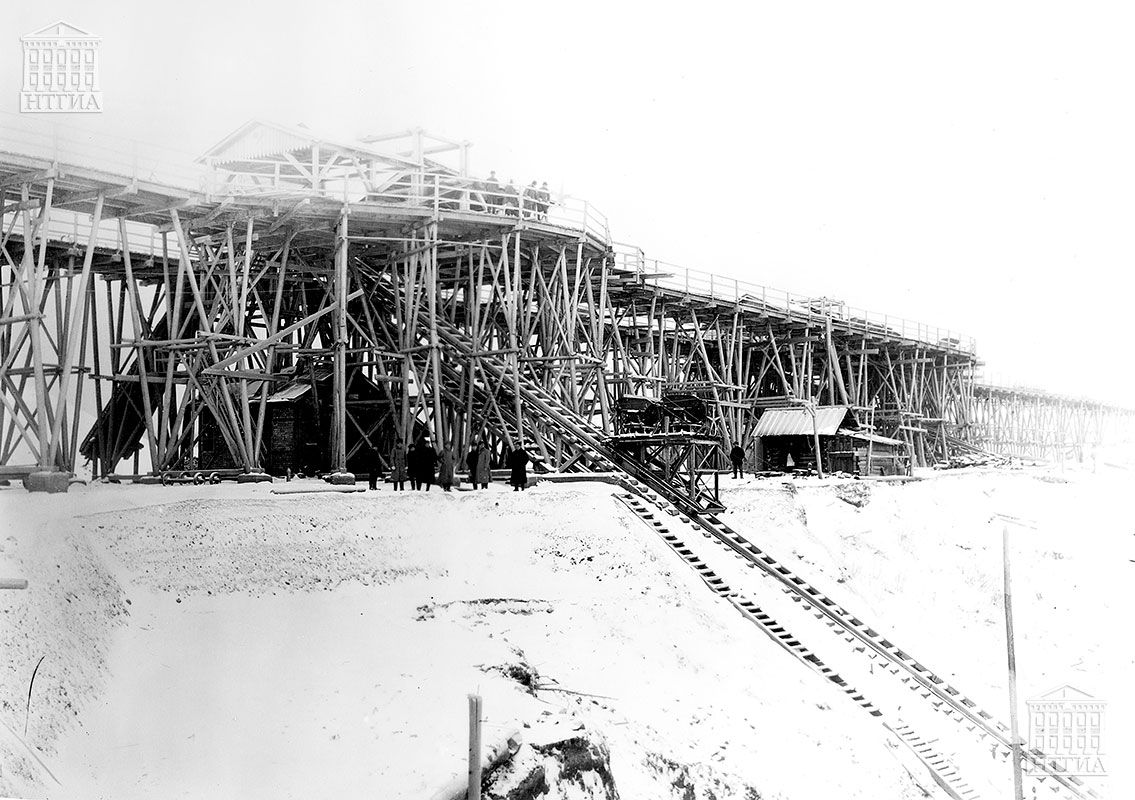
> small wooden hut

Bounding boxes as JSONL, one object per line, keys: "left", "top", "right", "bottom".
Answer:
{"left": 753, "top": 405, "right": 909, "bottom": 476}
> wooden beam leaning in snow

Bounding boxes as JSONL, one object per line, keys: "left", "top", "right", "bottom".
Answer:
{"left": 427, "top": 727, "right": 522, "bottom": 800}
{"left": 468, "top": 693, "right": 483, "bottom": 800}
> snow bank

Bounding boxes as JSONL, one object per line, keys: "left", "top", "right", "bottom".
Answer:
{"left": 0, "top": 485, "right": 128, "bottom": 790}
{"left": 719, "top": 466, "right": 1133, "bottom": 797}
{"left": 1, "top": 479, "right": 927, "bottom": 799}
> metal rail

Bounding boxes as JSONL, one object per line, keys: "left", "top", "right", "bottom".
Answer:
{"left": 417, "top": 307, "right": 1096, "bottom": 800}
{"left": 614, "top": 491, "right": 983, "bottom": 800}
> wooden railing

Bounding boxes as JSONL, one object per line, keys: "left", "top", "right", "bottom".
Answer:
{"left": 611, "top": 244, "right": 977, "bottom": 355}
{"left": 0, "top": 111, "right": 971, "bottom": 353}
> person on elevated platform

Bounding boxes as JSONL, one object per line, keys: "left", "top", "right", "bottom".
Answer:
{"left": 536, "top": 181, "right": 550, "bottom": 220}
{"left": 523, "top": 181, "right": 539, "bottom": 219}
{"left": 470, "top": 179, "right": 487, "bottom": 213}
{"left": 502, "top": 180, "right": 519, "bottom": 217}
{"left": 484, "top": 171, "right": 502, "bottom": 213}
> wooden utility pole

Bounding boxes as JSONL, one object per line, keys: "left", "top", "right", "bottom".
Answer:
{"left": 1003, "top": 524, "right": 1025, "bottom": 800}
{"left": 467, "top": 694, "right": 483, "bottom": 800}
{"left": 808, "top": 403, "right": 825, "bottom": 479}
{"left": 332, "top": 206, "right": 349, "bottom": 476}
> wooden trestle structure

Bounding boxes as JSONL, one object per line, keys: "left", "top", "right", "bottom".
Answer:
{"left": 0, "top": 116, "right": 1131, "bottom": 483}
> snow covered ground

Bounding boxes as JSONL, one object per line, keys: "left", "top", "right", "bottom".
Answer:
{"left": 0, "top": 459, "right": 1129, "bottom": 799}
{"left": 715, "top": 457, "right": 1133, "bottom": 799}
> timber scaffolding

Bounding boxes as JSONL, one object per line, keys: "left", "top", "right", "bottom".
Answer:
{"left": 0, "top": 112, "right": 1130, "bottom": 488}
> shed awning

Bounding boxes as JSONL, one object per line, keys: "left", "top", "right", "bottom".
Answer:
{"left": 266, "top": 382, "right": 313, "bottom": 403}
{"left": 844, "top": 430, "right": 907, "bottom": 447}
{"left": 753, "top": 406, "right": 851, "bottom": 437}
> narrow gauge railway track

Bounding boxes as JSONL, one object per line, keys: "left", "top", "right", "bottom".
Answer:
{"left": 614, "top": 491, "right": 984, "bottom": 800}
{"left": 392, "top": 282, "right": 1100, "bottom": 800}
{"left": 610, "top": 477, "right": 1100, "bottom": 800}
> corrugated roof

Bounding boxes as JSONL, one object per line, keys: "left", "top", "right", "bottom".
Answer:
{"left": 266, "top": 382, "right": 312, "bottom": 403}
{"left": 753, "top": 406, "right": 851, "bottom": 437}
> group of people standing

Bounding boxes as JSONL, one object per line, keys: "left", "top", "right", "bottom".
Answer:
{"left": 376, "top": 436, "right": 533, "bottom": 492}
{"left": 384, "top": 438, "right": 459, "bottom": 492}
{"left": 479, "top": 172, "right": 551, "bottom": 220}
{"left": 466, "top": 439, "right": 532, "bottom": 491}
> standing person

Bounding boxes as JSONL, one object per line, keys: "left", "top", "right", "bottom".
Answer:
{"left": 470, "top": 179, "right": 487, "bottom": 213}
{"left": 367, "top": 443, "right": 382, "bottom": 490}
{"left": 508, "top": 444, "right": 531, "bottom": 492}
{"left": 729, "top": 441, "right": 746, "bottom": 478}
{"left": 468, "top": 439, "right": 492, "bottom": 489}
{"left": 502, "top": 179, "right": 519, "bottom": 217}
{"left": 536, "top": 181, "right": 551, "bottom": 220}
{"left": 407, "top": 440, "right": 421, "bottom": 491}
{"left": 438, "top": 445, "right": 457, "bottom": 492}
{"left": 465, "top": 440, "right": 480, "bottom": 488}
{"left": 417, "top": 438, "right": 438, "bottom": 491}
{"left": 522, "top": 181, "right": 539, "bottom": 219}
{"left": 484, "top": 171, "right": 501, "bottom": 214}
{"left": 390, "top": 437, "right": 408, "bottom": 491}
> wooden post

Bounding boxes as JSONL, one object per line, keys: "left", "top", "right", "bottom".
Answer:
{"left": 333, "top": 206, "right": 349, "bottom": 474}
{"left": 1003, "top": 524, "right": 1024, "bottom": 800}
{"left": 468, "top": 694, "right": 483, "bottom": 800}
{"left": 428, "top": 224, "right": 444, "bottom": 442}
{"left": 809, "top": 403, "right": 825, "bottom": 479}
{"left": 46, "top": 191, "right": 103, "bottom": 467}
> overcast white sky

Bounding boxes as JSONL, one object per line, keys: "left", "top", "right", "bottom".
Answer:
{"left": 4, "top": 2, "right": 1133, "bottom": 405}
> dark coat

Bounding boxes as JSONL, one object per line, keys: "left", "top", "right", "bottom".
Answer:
{"left": 467, "top": 448, "right": 492, "bottom": 484}
{"left": 416, "top": 445, "right": 438, "bottom": 482}
{"left": 730, "top": 445, "right": 745, "bottom": 464}
{"left": 438, "top": 450, "right": 456, "bottom": 486}
{"left": 508, "top": 448, "right": 530, "bottom": 487}
{"left": 390, "top": 445, "right": 408, "bottom": 481}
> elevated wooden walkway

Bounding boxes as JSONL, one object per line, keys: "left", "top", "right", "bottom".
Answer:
{"left": 0, "top": 112, "right": 1123, "bottom": 475}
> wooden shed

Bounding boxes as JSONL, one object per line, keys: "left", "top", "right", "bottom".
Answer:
{"left": 753, "top": 406, "right": 909, "bottom": 476}
{"left": 197, "top": 365, "right": 388, "bottom": 475}
{"left": 826, "top": 430, "right": 910, "bottom": 476}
